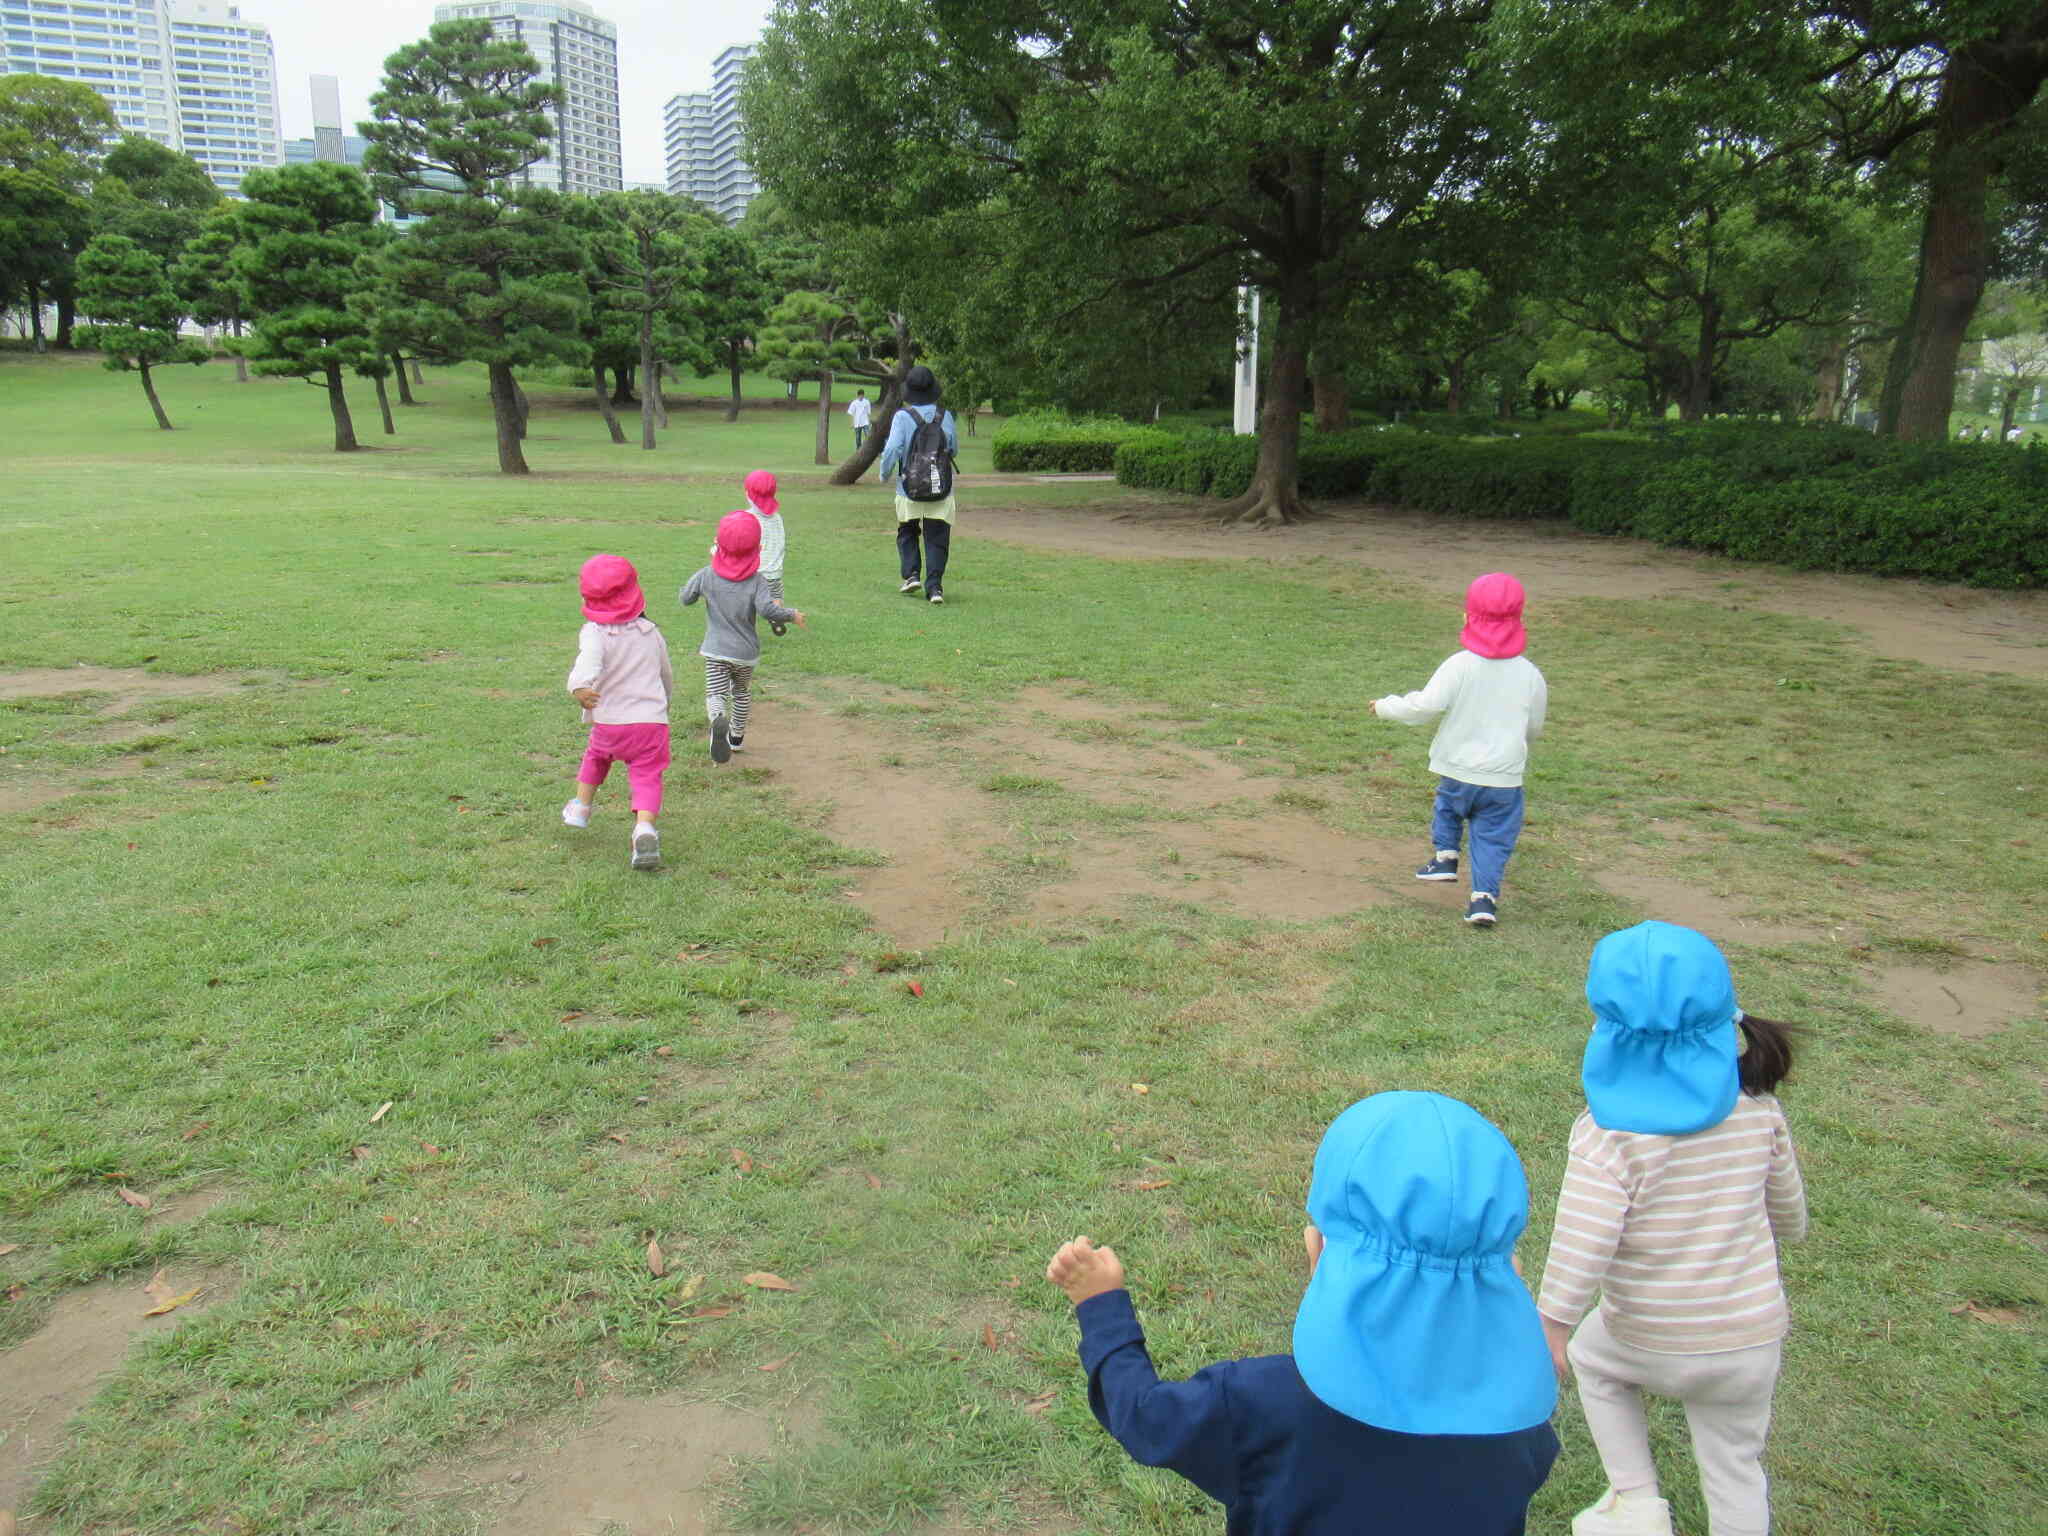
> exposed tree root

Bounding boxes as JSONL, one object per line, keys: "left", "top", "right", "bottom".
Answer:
{"left": 1216, "top": 483, "right": 1313, "bottom": 526}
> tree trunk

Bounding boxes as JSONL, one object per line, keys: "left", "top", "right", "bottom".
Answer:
{"left": 27, "top": 281, "right": 45, "bottom": 351}
{"left": 638, "top": 317, "right": 659, "bottom": 450}
{"left": 725, "top": 347, "right": 742, "bottom": 422}
{"left": 513, "top": 379, "right": 529, "bottom": 440}
{"left": 830, "top": 317, "right": 913, "bottom": 484}
{"left": 611, "top": 364, "right": 634, "bottom": 405}
{"left": 654, "top": 360, "right": 670, "bottom": 428}
{"left": 814, "top": 369, "right": 834, "bottom": 465}
{"left": 374, "top": 372, "right": 396, "bottom": 436}
{"left": 1809, "top": 341, "right": 1847, "bottom": 423}
{"left": 410, "top": 357, "right": 424, "bottom": 385}
{"left": 1679, "top": 295, "right": 1719, "bottom": 422}
{"left": 1880, "top": 29, "right": 2048, "bottom": 440}
{"left": 489, "top": 361, "right": 530, "bottom": 474}
{"left": 593, "top": 366, "right": 627, "bottom": 443}
{"left": 1445, "top": 358, "right": 1467, "bottom": 414}
{"left": 232, "top": 319, "right": 248, "bottom": 382}
{"left": 2001, "top": 386, "right": 2021, "bottom": 437}
{"left": 1217, "top": 277, "right": 1312, "bottom": 526}
{"left": 325, "top": 362, "right": 360, "bottom": 450}
{"left": 392, "top": 352, "right": 416, "bottom": 405}
{"left": 55, "top": 286, "right": 75, "bottom": 350}
{"left": 138, "top": 361, "right": 173, "bottom": 430}
{"left": 1312, "top": 371, "right": 1351, "bottom": 431}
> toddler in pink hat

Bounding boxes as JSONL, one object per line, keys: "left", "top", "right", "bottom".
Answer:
{"left": 1370, "top": 573, "right": 1547, "bottom": 927}
{"left": 679, "top": 511, "right": 805, "bottom": 763}
{"left": 740, "top": 470, "right": 788, "bottom": 617}
{"left": 564, "top": 554, "right": 673, "bottom": 870}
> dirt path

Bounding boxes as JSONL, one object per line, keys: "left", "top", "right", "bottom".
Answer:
{"left": 956, "top": 490, "right": 2048, "bottom": 677}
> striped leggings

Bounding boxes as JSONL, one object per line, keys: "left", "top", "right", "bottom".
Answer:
{"left": 703, "top": 658, "right": 755, "bottom": 737}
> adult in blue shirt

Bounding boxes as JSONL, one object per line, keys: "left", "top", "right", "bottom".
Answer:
{"left": 1046, "top": 1091, "right": 1561, "bottom": 1535}
{"left": 877, "top": 364, "right": 958, "bottom": 605}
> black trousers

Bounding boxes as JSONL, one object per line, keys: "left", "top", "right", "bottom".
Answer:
{"left": 897, "top": 517, "right": 952, "bottom": 589}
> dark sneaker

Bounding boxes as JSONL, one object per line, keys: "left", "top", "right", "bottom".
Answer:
{"left": 630, "top": 827, "right": 660, "bottom": 870}
{"left": 770, "top": 621, "right": 787, "bottom": 637}
{"left": 710, "top": 715, "right": 731, "bottom": 763}
{"left": 1465, "top": 893, "right": 1498, "bottom": 927}
{"left": 727, "top": 734, "right": 745, "bottom": 754}
{"left": 899, "top": 577, "right": 922, "bottom": 593}
{"left": 1415, "top": 852, "right": 1459, "bottom": 882}
{"left": 928, "top": 590, "right": 944, "bottom": 605}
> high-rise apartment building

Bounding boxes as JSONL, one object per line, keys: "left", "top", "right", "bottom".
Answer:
{"left": 167, "top": 2, "right": 279, "bottom": 193}
{"left": 663, "top": 43, "right": 756, "bottom": 223}
{"left": 0, "top": 0, "right": 280, "bottom": 194}
{"left": 0, "top": 0, "right": 179, "bottom": 149}
{"left": 432, "top": 0, "right": 622, "bottom": 197}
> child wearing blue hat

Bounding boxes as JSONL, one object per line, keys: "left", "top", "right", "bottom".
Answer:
{"left": 1536, "top": 921, "right": 1808, "bottom": 1536}
{"left": 1045, "top": 1091, "right": 1560, "bottom": 1534}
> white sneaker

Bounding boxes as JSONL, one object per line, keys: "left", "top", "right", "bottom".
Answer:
{"left": 727, "top": 734, "right": 745, "bottom": 753}
{"left": 630, "top": 826, "right": 660, "bottom": 870}
{"left": 1572, "top": 1489, "right": 1675, "bottom": 1536}
{"left": 899, "top": 577, "right": 922, "bottom": 593}
{"left": 561, "top": 799, "right": 591, "bottom": 829}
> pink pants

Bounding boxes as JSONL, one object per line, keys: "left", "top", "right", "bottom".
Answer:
{"left": 578, "top": 722, "right": 671, "bottom": 815}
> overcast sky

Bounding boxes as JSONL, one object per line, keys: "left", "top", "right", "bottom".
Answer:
{"left": 263, "top": 0, "right": 773, "bottom": 185}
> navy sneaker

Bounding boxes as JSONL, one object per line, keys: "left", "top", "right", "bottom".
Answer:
{"left": 710, "top": 714, "right": 731, "bottom": 764}
{"left": 1465, "top": 893, "right": 1498, "bottom": 927}
{"left": 1415, "top": 851, "right": 1460, "bottom": 882}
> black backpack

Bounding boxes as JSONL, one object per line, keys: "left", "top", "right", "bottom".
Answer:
{"left": 900, "top": 405, "right": 954, "bottom": 502}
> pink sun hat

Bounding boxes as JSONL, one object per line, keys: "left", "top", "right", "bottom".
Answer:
{"left": 1460, "top": 572, "right": 1527, "bottom": 659}
{"left": 712, "top": 510, "right": 761, "bottom": 581}
{"left": 744, "top": 469, "right": 779, "bottom": 517}
{"left": 580, "top": 554, "right": 645, "bottom": 624}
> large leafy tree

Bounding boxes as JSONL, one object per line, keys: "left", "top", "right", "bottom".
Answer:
{"left": 747, "top": 0, "right": 1528, "bottom": 523}
{"left": 73, "top": 232, "right": 208, "bottom": 430}
{"left": 360, "top": 19, "right": 588, "bottom": 475}
{"left": 0, "top": 168, "right": 87, "bottom": 340}
{"left": 92, "top": 136, "right": 221, "bottom": 266}
{"left": 697, "top": 220, "right": 772, "bottom": 423}
{"left": 234, "top": 162, "right": 384, "bottom": 452}
{"left": 172, "top": 205, "right": 252, "bottom": 382}
{"left": 582, "top": 190, "right": 709, "bottom": 450}
{"left": 1970, "top": 283, "right": 2048, "bottom": 434}
{"left": 0, "top": 75, "right": 118, "bottom": 349}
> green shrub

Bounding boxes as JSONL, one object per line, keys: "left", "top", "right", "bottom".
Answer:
{"left": 991, "top": 412, "right": 1159, "bottom": 473}
{"left": 1109, "top": 422, "right": 2048, "bottom": 587}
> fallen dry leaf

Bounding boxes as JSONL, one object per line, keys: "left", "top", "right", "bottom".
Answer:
{"left": 663, "top": 1303, "right": 736, "bottom": 1323}
{"left": 744, "top": 1271, "right": 797, "bottom": 1292}
{"left": 180, "top": 1121, "right": 209, "bottom": 1141}
{"left": 759, "top": 1353, "right": 796, "bottom": 1372}
{"left": 1130, "top": 1083, "right": 1150, "bottom": 1096}
{"left": 348, "top": 1144, "right": 371, "bottom": 1161}
{"left": 654, "top": 1044, "right": 674, "bottom": 1057}
{"left": 369, "top": 1101, "right": 393, "bottom": 1124}
{"left": 144, "top": 1285, "right": 204, "bottom": 1318}
{"left": 573, "top": 1378, "right": 586, "bottom": 1399}
{"left": 606, "top": 1132, "right": 628, "bottom": 1145}
{"left": 674, "top": 1273, "right": 704, "bottom": 1305}
{"left": 862, "top": 1170, "right": 882, "bottom": 1190}
{"left": 533, "top": 936, "right": 557, "bottom": 949}
{"left": 1950, "top": 1301, "right": 2025, "bottom": 1326}
{"left": 419, "top": 1142, "right": 441, "bottom": 1156}
{"left": 647, "top": 1239, "right": 667, "bottom": 1278}
{"left": 0, "top": 1244, "right": 19, "bottom": 1258}
{"left": 999, "top": 1276, "right": 1021, "bottom": 1289}
{"left": 116, "top": 1187, "right": 152, "bottom": 1211}
{"left": 730, "top": 1148, "right": 754, "bottom": 1173}
{"left": 982, "top": 1322, "right": 999, "bottom": 1351}
{"left": 5, "top": 1283, "right": 25, "bottom": 1302}
{"left": 1023, "top": 1389, "right": 1057, "bottom": 1415}
{"left": 1134, "top": 1179, "right": 1173, "bottom": 1192}
{"left": 906, "top": 980, "right": 924, "bottom": 998}
{"left": 560, "top": 1011, "right": 585, "bottom": 1024}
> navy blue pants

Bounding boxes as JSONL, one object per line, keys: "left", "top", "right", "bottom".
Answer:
{"left": 1430, "top": 777, "right": 1525, "bottom": 897}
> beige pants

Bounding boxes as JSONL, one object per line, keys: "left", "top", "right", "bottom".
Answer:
{"left": 1569, "top": 1309, "right": 1783, "bottom": 1536}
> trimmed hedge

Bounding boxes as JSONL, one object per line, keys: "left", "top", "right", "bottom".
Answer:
{"left": 991, "top": 412, "right": 1162, "bottom": 473}
{"left": 1111, "top": 424, "right": 2048, "bottom": 588}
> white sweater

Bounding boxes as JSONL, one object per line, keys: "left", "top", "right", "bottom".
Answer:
{"left": 748, "top": 508, "right": 786, "bottom": 580}
{"left": 566, "top": 617, "right": 672, "bottom": 725}
{"left": 1375, "top": 650, "right": 1547, "bottom": 788}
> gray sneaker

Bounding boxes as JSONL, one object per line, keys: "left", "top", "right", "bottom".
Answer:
{"left": 899, "top": 577, "right": 922, "bottom": 594}
{"left": 630, "top": 827, "right": 660, "bottom": 870}
{"left": 710, "top": 714, "right": 731, "bottom": 763}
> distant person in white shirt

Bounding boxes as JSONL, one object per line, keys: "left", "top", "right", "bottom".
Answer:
{"left": 2006, "top": 423, "right": 2023, "bottom": 444}
{"left": 848, "top": 388, "right": 873, "bottom": 449}
{"left": 1371, "top": 573, "right": 1547, "bottom": 928}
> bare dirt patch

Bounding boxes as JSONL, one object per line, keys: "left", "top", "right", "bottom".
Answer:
{"left": 0, "top": 1264, "right": 235, "bottom": 1515}
{"left": 1872, "top": 961, "right": 2043, "bottom": 1039}
{"left": 410, "top": 1391, "right": 816, "bottom": 1536}
{"left": 0, "top": 757, "right": 147, "bottom": 816}
{"left": 1591, "top": 870, "right": 1818, "bottom": 947}
{"left": 966, "top": 498, "right": 2048, "bottom": 678}
{"left": 0, "top": 666, "right": 253, "bottom": 710}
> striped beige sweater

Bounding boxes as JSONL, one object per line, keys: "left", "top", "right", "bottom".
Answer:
{"left": 1538, "top": 1093, "right": 1808, "bottom": 1354}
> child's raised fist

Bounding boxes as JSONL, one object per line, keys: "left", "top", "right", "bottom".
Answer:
{"left": 1045, "top": 1236, "right": 1126, "bottom": 1306}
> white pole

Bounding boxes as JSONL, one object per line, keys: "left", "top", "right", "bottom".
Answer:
{"left": 1233, "top": 286, "right": 1261, "bottom": 435}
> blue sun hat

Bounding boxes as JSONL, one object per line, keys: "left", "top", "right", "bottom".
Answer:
{"left": 1582, "top": 920, "right": 1743, "bottom": 1135}
{"left": 1291, "top": 1091, "right": 1556, "bottom": 1436}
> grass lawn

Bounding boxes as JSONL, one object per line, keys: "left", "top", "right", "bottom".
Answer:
{"left": 0, "top": 351, "right": 2043, "bottom": 1535}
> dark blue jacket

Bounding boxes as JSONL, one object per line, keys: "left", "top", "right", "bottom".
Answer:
{"left": 1077, "top": 1290, "right": 1559, "bottom": 1535}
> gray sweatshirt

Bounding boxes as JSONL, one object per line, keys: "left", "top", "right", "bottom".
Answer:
{"left": 678, "top": 567, "right": 798, "bottom": 665}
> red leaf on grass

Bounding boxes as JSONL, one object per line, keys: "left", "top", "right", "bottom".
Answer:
{"left": 744, "top": 1272, "right": 797, "bottom": 1292}
{"left": 605, "top": 1132, "right": 628, "bottom": 1145}
{"left": 419, "top": 1142, "right": 441, "bottom": 1156}
{"left": 1023, "top": 1389, "right": 1057, "bottom": 1415}
{"left": 180, "top": 1122, "right": 209, "bottom": 1141}
{"left": 1134, "top": 1179, "right": 1172, "bottom": 1192}
{"left": 348, "top": 1145, "right": 371, "bottom": 1161}
{"left": 654, "top": 1044, "right": 674, "bottom": 1057}
{"left": 862, "top": 1171, "right": 882, "bottom": 1190}
{"left": 573, "top": 1378, "right": 586, "bottom": 1399}
{"left": 759, "top": 1353, "right": 796, "bottom": 1372}
{"left": 559, "top": 1011, "right": 585, "bottom": 1024}
{"left": 730, "top": 1148, "right": 753, "bottom": 1172}
{"left": 906, "top": 980, "right": 924, "bottom": 998}
{"left": 533, "top": 936, "right": 557, "bottom": 949}
{"left": 117, "top": 1187, "right": 152, "bottom": 1211}
{"left": 982, "top": 1322, "right": 999, "bottom": 1351}
{"left": 689, "top": 1304, "right": 734, "bottom": 1319}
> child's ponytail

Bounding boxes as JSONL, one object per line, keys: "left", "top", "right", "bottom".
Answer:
{"left": 1736, "top": 1014, "right": 1800, "bottom": 1095}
